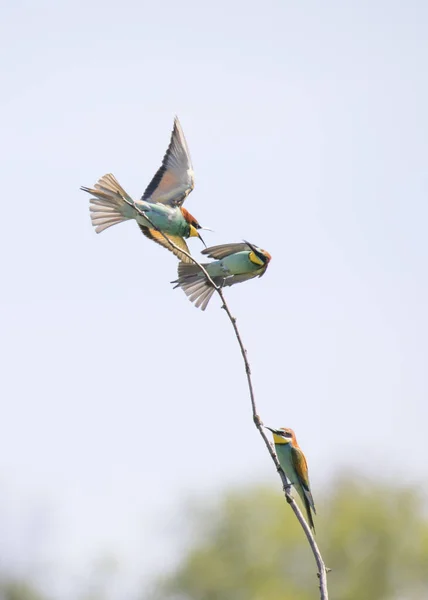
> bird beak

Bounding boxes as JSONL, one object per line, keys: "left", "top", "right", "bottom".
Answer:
{"left": 264, "top": 426, "right": 276, "bottom": 433}
{"left": 189, "top": 225, "right": 207, "bottom": 247}
{"left": 199, "top": 226, "right": 214, "bottom": 232}
{"left": 243, "top": 239, "right": 268, "bottom": 264}
{"left": 197, "top": 231, "right": 207, "bottom": 247}
{"left": 243, "top": 239, "right": 258, "bottom": 254}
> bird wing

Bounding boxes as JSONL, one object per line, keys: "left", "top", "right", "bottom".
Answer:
{"left": 201, "top": 243, "right": 250, "bottom": 260}
{"left": 220, "top": 271, "right": 261, "bottom": 288}
{"left": 291, "top": 446, "right": 316, "bottom": 514}
{"left": 139, "top": 226, "right": 193, "bottom": 263}
{"left": 221, "top": 263, "right": 268, "bottom": 286}
{"left": 141, "top": 117, "right": 194, "bottom": 207}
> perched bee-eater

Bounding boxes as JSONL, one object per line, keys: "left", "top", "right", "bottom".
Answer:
{"left": 172, "top": 241, "right": 271, "bottom": 310}
{"left": 81, "top": 117, "right": 207, "bottom": 262}
{"left": 266, "top": 427, "right": 316, "bottom": 533}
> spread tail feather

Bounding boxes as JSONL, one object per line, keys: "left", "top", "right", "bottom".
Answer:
{"left": 81, "top": 173, "right": 136, "bottom": 233}
{"left": 172, "top": 262, "right": 216, "bottom": 311}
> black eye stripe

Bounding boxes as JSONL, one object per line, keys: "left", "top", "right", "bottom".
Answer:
{"left": 254, "top": 249, "right": 266, "bottom": 262}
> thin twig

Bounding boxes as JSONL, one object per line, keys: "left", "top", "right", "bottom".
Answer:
{"left": 122, "top": 197, "right": 219, "bottom": 290}
{"left": 127, "top": 199, "right": 329, "bottom": 599}
{"left": 214, "top": 289, "right": 329, "bottom": 600}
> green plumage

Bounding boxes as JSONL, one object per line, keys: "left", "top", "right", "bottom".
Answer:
{"left": 172, "top": 242, "right": 271, "bottom": 310}
{"left": 82, "top": 173, "right": 191, "bottom": 235}
{"left": 274, "top": 442, "right": 316, "bottom": 533}
{"left": 81, "top": 117, "right": 204, "bottom": 263}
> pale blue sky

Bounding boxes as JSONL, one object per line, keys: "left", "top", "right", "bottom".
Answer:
{"left": 1, "top": 0, "right": 427, "bottom": 597}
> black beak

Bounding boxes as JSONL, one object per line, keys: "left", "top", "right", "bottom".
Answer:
{"left": 243, "top": 239, "right": 266, "bottom": 263}
{"left": 197, "top": 231, "right": 207, "bottom": 247}
{"left": 243, "top": 239, "right": 258, "bottom": 253}
{"left": 265, "top": 426, "right": 276, "bottom": 433}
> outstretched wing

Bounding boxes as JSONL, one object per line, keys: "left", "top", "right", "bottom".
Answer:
{"left": 201, "top": 243, "right": 250, "bottom": 260}
{"left": 220, "top": 271, "right": 260, "bottom": 288}
{"left": 291, "top": 446, "right": 316, "bottom": 513}
{"left": 141, "top": 117, "right": 194, "bottom": 207}
{"left": 139, "top": 226, "right": 193, "bottom": 263}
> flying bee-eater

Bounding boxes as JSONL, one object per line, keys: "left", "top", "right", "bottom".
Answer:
{"left": 172, "top": 241, "right": 271, "bottom": 310}
{"left": 81, "top": 117, "right": 208, "bottom": 262}
{"left": 266, "top": 427, "right": 316, "bottom": 533}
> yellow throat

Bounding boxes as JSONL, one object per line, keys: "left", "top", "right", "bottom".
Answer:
{"left": 248, "top": 250, "right": 264, "bottom": 267}
{"left": 273, "top": 433, "right": 289, "bottom": 445}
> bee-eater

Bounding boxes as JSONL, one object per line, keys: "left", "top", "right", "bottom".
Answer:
{"left": 81, "top": 117, "right": 207, "bottom": 262}
{"left": 266, "top": 427, "right": 316, "bottom": 533}
{"left": 172, "top": 241, "right": 271, "bottom": 310}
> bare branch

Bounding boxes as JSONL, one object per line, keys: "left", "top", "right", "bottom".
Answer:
{"left": 217, "top": 290, "right": 329, "bottom": 600}
{"left": 127, "top": 199, "right": 329, "bottom": 599}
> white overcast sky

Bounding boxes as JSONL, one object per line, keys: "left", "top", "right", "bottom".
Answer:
{"left": 1, "top": 1, "right": 427, "bottom": 597}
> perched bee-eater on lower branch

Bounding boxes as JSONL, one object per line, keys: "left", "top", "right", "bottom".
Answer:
{"left": 266, "top": 427, "right": 316, "bottom": 533}
{"left": 172, "top": 241, "right": 271, "bottom": 310}
{"left": 80, "top": 117, "right": 208, "bottom": 262}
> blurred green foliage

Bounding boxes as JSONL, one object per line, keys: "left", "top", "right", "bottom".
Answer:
{"left": 0, "top": 581, "right": 47, "bottom": 600}
{"left": 156, "top": 476, "right": 428, "bottom": 600}
{"left": 2, "top": 477, "right": 428, "bottom": 600}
